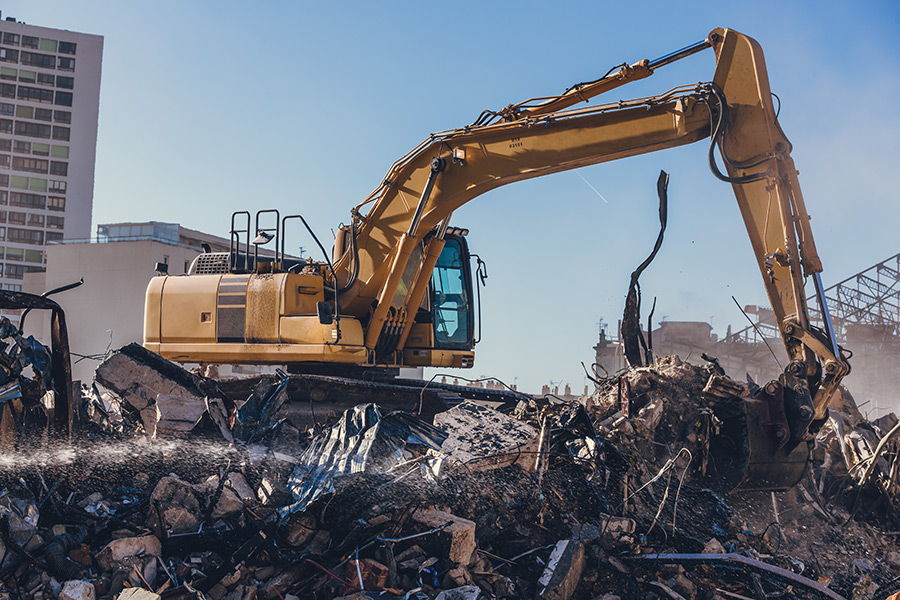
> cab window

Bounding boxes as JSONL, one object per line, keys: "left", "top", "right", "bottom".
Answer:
{"left": 430, "top": 238, "right": 472, "bottom": 347}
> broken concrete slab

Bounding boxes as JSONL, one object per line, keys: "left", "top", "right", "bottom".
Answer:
{"left": 95, "top": 343, "right": 231, "bottom": 440}
{"left": 193, "top": 475, "right": 245, "bottom": 519}
{"left": 227, "top": 472, "right": 256, "bottom": 503}
{"left": 96, "top": 535, "right": 161, "bottom": 571}
{"left": 60, "top": 580, "right": 96, "bottom": 600}
{"left": 155, "top": 393, "right": 207, "bottom": 432}
{"left": 117, "top": 589, "right": 161, "bottom": 600}
{"left": 536, "top": 540, "right": 585, "bottom": 600}
{"left": 434, "top": 586, "right": 481, "bottom": 600}
{"left": 411, "top": 507, "right": 476, "bottom": 566}
{"left": 434, "top": 400, "right": 538, "bottom": 472}
{"left": 147, "top": 475, "right": 201, "bottom": 533}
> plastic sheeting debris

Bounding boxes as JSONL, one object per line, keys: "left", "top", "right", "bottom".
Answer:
{"left": 277, "top": 404, "right": 447, "bottom": 519}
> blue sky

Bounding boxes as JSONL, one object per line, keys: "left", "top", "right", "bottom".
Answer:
{"left": 8, "top": 1, "right": 900, "bottom": 392}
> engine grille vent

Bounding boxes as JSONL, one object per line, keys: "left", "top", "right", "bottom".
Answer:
{"left": 190, "top": 252, "right": 230, "bottom": 275}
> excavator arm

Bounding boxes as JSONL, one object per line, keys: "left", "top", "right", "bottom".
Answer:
{"left": 708, "top": 29, "right": 848, "bottom": 433}
{"left": 334, "top": 28, "right": 849, "bottom": 441}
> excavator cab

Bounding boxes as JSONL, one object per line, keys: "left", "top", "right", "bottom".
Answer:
{"left": 429, "top": 234, "right": 474, "bottom": 349}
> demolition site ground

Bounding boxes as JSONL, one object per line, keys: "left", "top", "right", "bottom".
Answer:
{"left": 0, "top": 342, "right": 899, "bottom": 600}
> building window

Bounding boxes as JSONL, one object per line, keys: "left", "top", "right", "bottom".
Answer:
{"left": 0, "top": 67, "right": 14, "bottom": 80}
{"left": 0, "top": 49, "right": 18, "bottom": 64}
{"left": 34, "top": 108, "right": 52, "bottom": 122}
{"left": 18, "top": 86, "right": 54, "bottom": 104}
{"left": 24, "top": 250, "right": 43, "bottom": 263}
{"left": 21, "top": 36, "right": 38, "bottom": 50}
{"left": 20, "top": 52, "right": 55, "bottom": 70}
{"left": 50, "top": 145, "right": 67, "bottom": 158}
{"left": 9, "top": 175, "right": 26, "bottom": 189}
{"left": 49, "top": 161, "right": 67, "bottom": 176}
{"left": 0, "top": 83, "right": 14, "bottom": 99}
{"left": 38, "top": 39, "right": 58, "bottom": 53}
{"left": 46, "top": 231, "right": 62, "bottom": 243}
{"left": 7, "top": 228, "right": 43, "bottom": 245}
{"left": 31, "top": 143, "right": 49, "bottom": 156}
{"left": 14, "top": 105, "right": 32, "bottom": 119}
{"left": 48, "top": 180, "right": 65, "bottom": 194}
{"left": 9, "top": 192, "right": 45, "bottom": 209}
{"left": 0, "top": 119, "right": 11, "bottom": 134}
{"left": 57, "top": 57, "right": 75, "bottom": 72}
{"left": 12, "top": 157, "right": 49, "bottom": 174}
{"left": 53, "top": 110, "right": 70, "bottom": 124}
{"left": 6, "top": 249, "right": 21, "bottom": 262}
{"left": 47, "top": 215, "right": 64, "bottom": 229}
{"left": 28, "top": 178, "right": 47, "bottom": 193}
{"left": 0, "top": 154, "right": 8, "bottom": 168}
{"left": 7, "top": 211, "right": 25, "bottom": 225}
{"left": 2, "top": 284, "right": 21, "bottom": 292}
{"left": 0, "top": 139, "right": 9, "bottom": 152}
{"left": 26, "top": 213, "right": 43, "bottom": 227}
{"left": 54, "top": 91, "right": 73, "bottom": 107}
{"left": 5, "top": 264, "right": 23, "bottom": 279}
{"left": 2, "top": 34, "right": 19, "bottom": 46}
{"left": 17, "top": 70, "right": 35, "bottom": 83}
{"left": 0, "top": 211, "right": 5, "bottom": 223}
{"left": 12, "top": 141, "right": 28, "bottom": 154}
{"left": 36, "top": 73, "right": 54, "bottom": 87}
{"left": 58, "top": 41, "right": 76, "bottom": 55}
{"left": 0, "top": 103, "right": 11, "bottom": 116}
{"left": 51, "top": 126, "right": 69, "bottom": 141}
{"left": 47, "top": 196, "right": 64, "bottom": 211}
{"left": 0, "top": 175, "right": 8, "bottom": 186}
{"left": 55, "top": 76, "right": 74, "bottom": 90}
{"left": 0, "top": 191, "right": 6, "bottom": 204}
{"left": 15, "top": 122, "right": 52, "bottom": 139}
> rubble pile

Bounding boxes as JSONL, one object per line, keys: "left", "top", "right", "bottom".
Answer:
{"left": 0, "top": 349, "right": 899, "bottom": 600}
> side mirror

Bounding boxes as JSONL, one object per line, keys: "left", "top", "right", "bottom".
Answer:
{"left": 316, "top": 301, "right": 334, "bottom": 325}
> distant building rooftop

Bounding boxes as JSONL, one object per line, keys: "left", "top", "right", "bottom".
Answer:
{"left": 53, "top": 221, "right": 232, "bottom": 253}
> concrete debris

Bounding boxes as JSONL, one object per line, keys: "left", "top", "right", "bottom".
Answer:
{"left": 116, "top": 590, "right": 161, "bottom": 600}
{"left": 94, "top": 343, "right": 233, "bottom": 441}
{"left": 59, "top": 580, "right": 96, "bottom": 600}
{"left": 3, "top": 345, "right": 900, "bottom": 599}
{"left": 434, "top": 400, "right": 539, "bottom": 472}
{"left": 411, "top": 508, "right": 477, "bottom": 566}
{"left": 434, "top": 586, "right": 481, "bottom": 600}
{"left": 536, "top": 540, "right": 585, "bottom": 600}
{"left": 96, "top": 535, "right": 161, "bottom": 571}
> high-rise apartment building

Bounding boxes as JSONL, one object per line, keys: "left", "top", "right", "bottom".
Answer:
{"left": 0, "top": 15, "right": 102, "bottom": 292}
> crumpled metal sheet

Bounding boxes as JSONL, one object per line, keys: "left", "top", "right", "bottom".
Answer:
{"left": 277, "top": 404, "right": 448, "bottom": 519}
{"left": 235, "top": 369, "right": 289, "bottom": 442}
{"left": 0, "top": 487, "right": 39, "bottom": 546}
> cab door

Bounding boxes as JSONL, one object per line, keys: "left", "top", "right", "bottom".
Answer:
{"left": 429, "top": 235, "right": 474, "bottom": 349}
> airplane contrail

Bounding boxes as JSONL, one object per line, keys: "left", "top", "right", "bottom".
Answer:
{"left": 577, "top": 172, "right": 609, "bottom": 204}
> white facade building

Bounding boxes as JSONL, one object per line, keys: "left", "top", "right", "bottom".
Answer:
{"left": 23, "top": 222, "right": 232, "bottom": 384}
{"left": 0, "top": 15, "right": 102, "bottom": 292}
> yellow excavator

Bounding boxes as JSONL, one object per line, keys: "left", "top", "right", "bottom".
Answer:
{"left": 144, "top": 28, "right": 850, "bottom": 490}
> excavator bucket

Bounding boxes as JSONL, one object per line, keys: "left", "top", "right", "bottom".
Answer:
{"left": 735, "top": 395, "right": 810, "bottom": 491}
{"left": 701, "top": 381, "right": 810, "bottom": 493}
